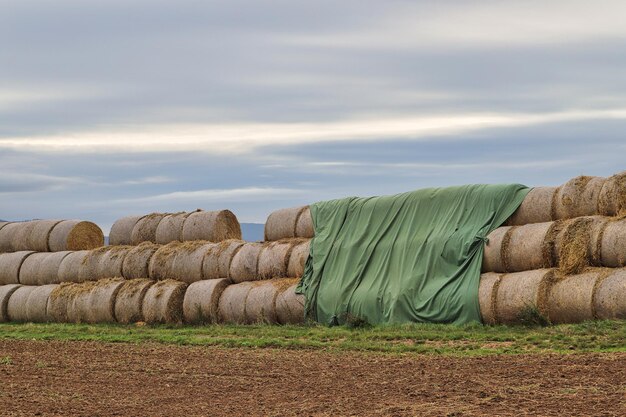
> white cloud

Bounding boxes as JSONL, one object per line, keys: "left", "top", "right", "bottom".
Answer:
{"left": 1, "top": 108, "right": 626, "bottom": 154}
{"left": 284, "top": 1, "right": 626, "bottom": 50}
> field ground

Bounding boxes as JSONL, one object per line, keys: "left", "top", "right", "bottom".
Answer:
{"left": 1, "top": 322, "right": 625, "bottom": 416}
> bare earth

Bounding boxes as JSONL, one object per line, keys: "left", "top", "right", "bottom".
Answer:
{"left": 0, "top": 340, "right": 624, "bottom": 416}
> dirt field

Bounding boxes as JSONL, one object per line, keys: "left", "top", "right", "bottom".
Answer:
{"left": 0, "top": 339, "right": 624, "bottom": 416}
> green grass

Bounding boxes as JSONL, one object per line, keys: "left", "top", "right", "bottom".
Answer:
{"left": 0, "top": 320, "right": 625, "bottom": 355}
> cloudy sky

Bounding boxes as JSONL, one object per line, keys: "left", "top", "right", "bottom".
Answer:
{"left": 2, "top": 0, "right": 626, "bottom": 233}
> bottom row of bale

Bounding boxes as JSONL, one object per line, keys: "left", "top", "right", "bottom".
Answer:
{"left": 1, "top": 267, "right": 625, "bottom": 325}
{"left": 0, "top": 278, "right": 304, "bottom": 325}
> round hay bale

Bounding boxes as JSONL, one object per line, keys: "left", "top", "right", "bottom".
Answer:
{"left": 171, "top": 242, "right": 211, "bottom": 283}
{"left": 109, "top": 215, "right": 144, "bottom": 245}
{"left": 155, "top": 212, "right": 190, "bottom": 244}
{"left": 48, "top": 283, "right": 77, "bottom": 322}
{"left": 482, "top": 227, "right": 511, "bottom": 273}
{"left": 504, "top": 222, "right": 552, "bottom": 272}
{"left": 287, "top": 240, "right": 311, "bottom": 277}
{"left": 79, "top": 247, "right": 130, "bottom": 281}
{"left": 25, "top": 284, "right": 56, "bottom": 323}
{"left": 49, "top": 220, "right": 104, "bottom": 251}
{"left": 257, "top": 240, "right": 297, "bottom": 279}
{"left": 122, "top": 242, "right": 159, "bottom": 279}
{"left": 6, "top": 285, "right": 36, "bottom": 322}
{"left": 599, "top": 219, "right": 626, "bottom": 268}
{"left": 264, "top": 206, "right": 307, "bottom": 241}
{"left": 494, "top": 269, "right": 554, "bottom": 325}
{"left": 114, "top": 279, "right": 155, "bottom": 324}
{"left": 181, "top": 210, "right": 242, "bottom": 242}
{"left": 553, "top": 176, "right": 606, "bottom": 219}
{"left": 148, "top": 242, "right": 181, "bottom": 280}
{"left": 142, "top": 279, "right": 187, "bottom": 324}
{"left": 85, "top": 278, "right": 125, "bottom": 323}
{"left": 587, "top": 216, "right": 611, "bottom": 266}
{"left": 275, "top": 280, "right": 305, "bottom": 325}
{"left": 553, "top": 217, "right": 594, "bottom": 275}
{"left": 295, "top": 207, "right": 314, "bottom": 238}
{"left": 12, "top": 221, "right": 37, "bottom": 252}
{"left": 0, "top": 251, "right": 34, "bottom": 285}
{"left": 27, "top": 220, "right": 63, "bottom": 252}
{"left": 0, "top": 221, "right": 9, "bottom": 233}
{"left": 506, "top": 187, "right": 556, "bottom": 226}
{"left": 594, "top": 269, "right": 626, "bottom": 319}
{"left": 183, "top": 278, "right": 230, "bottom": 324}
{"left": 131, "top": 213, "right": 167, "bottom": 245}
{"left": 244, "top": 281, "right": 280, "bottom": 324}
{"left": 202, "top": 240, "right": 244, "bottom": 280}
{"left": 478, "top": 273, "right": 503, "bottom": 325}
{"left": 598, "top": 171, "right": 626, "bottom": 216}
{"left": 18, "top": 251, "right": 71, "bottom": 286}
{"left": 546, "top": 271, "right": 603, "bottom": 324}
{"left": 0, "top": 284, "right": 21, "bottom": 322}
{"left": 0, "top": 222, "right": 21, "bottom": 252}
{"left": 217, "top": 281, "right": 255, "bottom": 324}
{"left": 229, "top": 242, "right": 265, "bottom": 283}
{"left": 57, "top": 250, "right": 89, "bottom": 283}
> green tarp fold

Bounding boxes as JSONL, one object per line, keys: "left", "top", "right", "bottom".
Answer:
{"left": 297, "top": 184, "right": 530, "bottom": 325}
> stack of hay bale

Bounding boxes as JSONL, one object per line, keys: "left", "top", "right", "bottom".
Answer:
{"left": 3, "top": 171, "right": 626, "bottom": 328}
{"left": 0, "top": 209, "right": 310, "bottom": 326}
{"left": 480, "top": 171, "right": 626, "bottom": 324}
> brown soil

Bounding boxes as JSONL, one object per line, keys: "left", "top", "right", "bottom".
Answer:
{"left": 0, "top": 340, "right": 624, "bottom": 416}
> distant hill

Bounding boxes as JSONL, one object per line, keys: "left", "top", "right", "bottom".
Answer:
{"left": 240, "top": 223, "right": 264, "bottom": 242}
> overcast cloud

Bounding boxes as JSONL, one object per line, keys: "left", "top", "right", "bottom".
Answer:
{"left": 1, "top": 0, "right": 626, "bottom": 232}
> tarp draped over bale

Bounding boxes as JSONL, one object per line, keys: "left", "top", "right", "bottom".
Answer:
{"left": 182, "top": 210, "right": 242, "bottom": 243}
{"left": 202, "top": 240, "right": 244, "bottom": 280}
{"left": 0, "top": 284, "right": 21, "bottom": 322}
{"left": 114, "top": 279, "right": 155, "bottom": 324}
{"left": 19, "top": 251, "right": 71, "bottom": 285}
{"left": 229, "top": 242, "right": 265, "bottom": 283}
{"left": 275, "top": 280, "right": 305, "bottom": 324}
{"left": 122, "top": 243, "right": 159, "bottom": 279}
{"left": 264, "top": 206, "right": 312, "bottom": 241}
{"left": 183, "top": 278, "right": 230, "bottom": 324}
{"left": 299, "top": 184, "right": 530, "bottom": 325}
{"left": 142, "top": 279, "right": 187, "bottom": 324}
{"left": 493, "top": 269, "right": 554, "bottom": 324}
{"left": 0, "top": 251, "right": 34, "bottom": 285}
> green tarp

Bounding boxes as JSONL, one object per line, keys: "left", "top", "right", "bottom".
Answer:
{"left": 297, "top": 184, "right": 530, "bottom": 325}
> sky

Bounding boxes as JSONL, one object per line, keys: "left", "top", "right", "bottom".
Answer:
{"left": 2, "top": 0, "right": 626, "bottom": 233}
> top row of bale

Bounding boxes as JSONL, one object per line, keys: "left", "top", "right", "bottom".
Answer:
{"left": 109, "top": 209, "right": 241, "bottom": 245}
{"left": 507, "top": 171, "right": 626, "bottom": 225}
{"left": 261, "top": 171, "right": 626, "bottom": 241}
{"left": 0, "top": 220, "right": 103, "bottom": 253}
